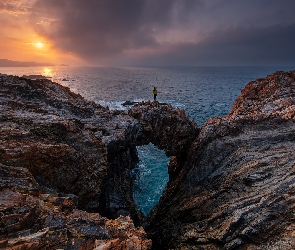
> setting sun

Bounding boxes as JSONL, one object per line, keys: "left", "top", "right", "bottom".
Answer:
{"left": 35, "top": 42, "right": 44, "bottom": 48}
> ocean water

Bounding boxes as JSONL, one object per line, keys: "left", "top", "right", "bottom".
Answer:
{"left": 1, "top": 65, "right": 294, "bottom": 215}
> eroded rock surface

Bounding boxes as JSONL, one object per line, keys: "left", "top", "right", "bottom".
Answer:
{"left": 147, "top": 71, "right": 295, "bottom": 249}
{"left": 1, "top": 70, "right": 295, "bottom": 250}
{"left": 0, "top": 75, "right": 147, "bottom": 242}
{"left": 0, "top": 163, "right": 152, "bottom": 249}
{"left": 0, "top": 76, "right": 151, "bottom": 249}
{"left": 129, "top": 101, "right": 199, "bottom": 178}
{"left": 0, "top": 74, "right": 200, "bottom": 249}
{"left": 129, "top": 101, "right": 199, "bottom": 156}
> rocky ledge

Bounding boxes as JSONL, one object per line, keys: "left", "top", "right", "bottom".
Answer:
{"left": 0, "top": 75, "right": 156, "bottom": 249}
{"left": 146, "top": 70, "right": 295, "bottom": 249}
{"left": 0, "top": 74, "right": 197, "bottom": 249}
{"left": 0, "top": 75, "right": 148, "bottom": 223}
{"left": 0, "top": 70, "right": 294, "bottom": 249}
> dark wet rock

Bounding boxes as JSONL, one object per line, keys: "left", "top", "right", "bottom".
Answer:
{"left": 122, "top": 100, "right": 139, "bottom": 106}
{"left": 122, "top": 100, "right": 168, "bottom": 107}
{"left": 147, "top": 71, "right": 295, "bottom": 249}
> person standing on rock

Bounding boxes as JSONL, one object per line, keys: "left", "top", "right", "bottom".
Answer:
{"left": 153, "top": 87, "right": 158, "bottom": 101}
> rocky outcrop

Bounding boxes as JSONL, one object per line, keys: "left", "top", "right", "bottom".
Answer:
{"left": 129, "top": 101, "right": 198, "bottom": 157}
{"left": 129, "top": 101, "right": 199, "bottom": 178}
{"left": 146, "top": 71, "right": 295, "bottom": 249}
{"left": 0, "top": 75, "right": 152, "bottom": 248}
{"left": 0, "top": 75, "right": 144, "bottom": 221}
{"left": 228, "top": 71, "right": 295, "bottom": 121}
{"left": 1, "top": 70, "right": 294, "bottom": 250}
{"left": 0, "top": 163, "right": 152, "bottom": 249}
{"left": 0, "top": 74, "right": 200, "bottom": 249}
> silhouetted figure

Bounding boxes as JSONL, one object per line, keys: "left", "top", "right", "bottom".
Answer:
{"left": 153, "top": 87, "right": 158, "bottom": 101}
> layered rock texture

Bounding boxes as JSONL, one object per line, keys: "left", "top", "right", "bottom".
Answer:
{"left": 129, "top": 101, "right": 199, "bottom": 156}
{"left": 0, "top": 75, "right": 144, "bottom": 220}
{"left": 1, "top": 70, "right": 294, "bottom": 249}
{"left": 147, "top": 71, "right": 295, "bottom": 249}
{"left": 0, "top": 75, "right": 152, "bottom": 249}
{"left": 129, "top": 101, "right": 199, "bottom": 178}
{"left": 0, "top": 164, "right": 152, "bottom": 249}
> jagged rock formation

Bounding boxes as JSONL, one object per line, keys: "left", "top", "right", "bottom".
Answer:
{"left": 1, "top": 70, "right": 294, "bottom": 250}
{"left": 0, "top": 74, "right": 198, "bottom": 249}
{"left": 146, "top": 71, "right": 295, "bottom": 249}
{"left": 129, "top": 101, "right": 199, "bottom": 156}
{"left": 0, "top": 75, "right": 144, "bottom": 223}
{"left": 0, "top": 75, "right": 153, "bottom": 248}
{"left": 129, "top": 101, "right": 199, "bottom": 178}
{"left": 0, "top": 163, "right": 152, "bottom": 249}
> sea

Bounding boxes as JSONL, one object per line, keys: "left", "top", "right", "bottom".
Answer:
{"left": 1, "top": 65, "right": 294, "bottom": 215}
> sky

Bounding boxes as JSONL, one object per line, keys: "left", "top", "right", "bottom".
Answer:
{"left": 1, "top": 0, "right": 295, "bottom": 67}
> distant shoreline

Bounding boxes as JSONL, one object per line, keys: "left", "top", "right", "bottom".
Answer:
{"left": 0, "top": 59, "right": 54, "bottom": 67}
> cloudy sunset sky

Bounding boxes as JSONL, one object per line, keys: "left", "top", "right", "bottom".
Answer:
{"left": 1, "top": 0, "right": 295, "bottom": 66}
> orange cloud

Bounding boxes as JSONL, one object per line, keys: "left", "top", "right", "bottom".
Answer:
{"left": 0, "top": 0, "right": 82, "bottom": 65}
{"left": 0, "top": 0, "right": 31, "bottom": 15}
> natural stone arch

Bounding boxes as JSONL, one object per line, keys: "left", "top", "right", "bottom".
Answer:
{"left": 129, "top": 101, "right": 199, "bottom": 156}
{"left": 100, "top": 101, "right": 199, "bottom": 223}
{"left": 128, "top": 101, "right": 199, "bottom": 178}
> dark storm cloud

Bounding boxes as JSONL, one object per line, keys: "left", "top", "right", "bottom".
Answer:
{"left": 31, "top": 0, "right": 295, "bottom": 66}
{"left": 132, "top": 23, "right": 295, "bottom": 66}
{"left": 31, "top": 0, "right": 201, "bottom": 60}
{"left": 32, "top": 0, "right": 148, "bottom": 57}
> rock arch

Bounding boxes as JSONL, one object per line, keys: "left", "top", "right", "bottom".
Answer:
{"left": 129, "top": 101, "right": 199, "bottom": 156}
{"left": 128, "top": 101, "right": 199, "bottom": 178}
{"left": 99, "top": 101, "right": 199, "bottom": 224}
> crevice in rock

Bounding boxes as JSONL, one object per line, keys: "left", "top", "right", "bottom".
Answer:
{"left": 132, "top": 143, "right": 170, "bottom": 216}
{"left": 97, "top": 141, "right": 144, "bottom": 226}
{"left": 95, "top": 101, "right": 199, "bottom": 225}
{"left": 144, "top": 71, "right": 295, "bottom": 249}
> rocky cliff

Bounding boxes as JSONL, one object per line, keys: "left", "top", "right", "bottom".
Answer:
{"left": 146, "top": 71, "right": 295, "bottom": 249}
{"left": 0, "top": 74, "right": 197, "bottom": 249}
{"left": 1, "top": 70, "right": 294, "bottom": 250}
{"left": 0, "top": 75, "right": 152, "bottom": 249}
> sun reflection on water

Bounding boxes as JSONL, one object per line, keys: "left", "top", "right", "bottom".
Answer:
{"left": 41, "top": 67, "right": 54, "bottom": 77}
